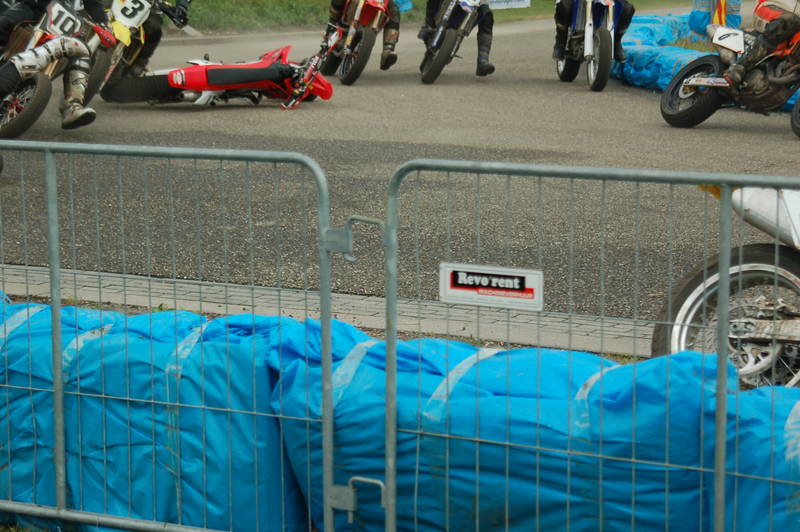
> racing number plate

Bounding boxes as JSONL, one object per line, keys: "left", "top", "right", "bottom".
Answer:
{"left": 40, "top": 1, "right": 83, "bottom": 36}
{"left": 111, "top": 0, "right": 153, "bottom": 28}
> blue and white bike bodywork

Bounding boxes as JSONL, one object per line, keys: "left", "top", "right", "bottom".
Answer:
{"left": 556, "top": 0, "right": 618, "bottom": 91}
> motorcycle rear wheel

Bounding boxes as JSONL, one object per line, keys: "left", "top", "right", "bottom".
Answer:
{"left": 660, "top": 54, "right": 724, "bottom": 128}
{"left": 651, "top": 243, "right": 800, "bottom": 387}
{"left": 0, "top": 73, "right": 51, "bottom": 139}
{"left": 791, "top": 97, "right": 800, "bottom": 139}
{"left": 421, "top": 28, "right": 459, "bottom": 85}
{"left": 320, "top": 52, "right": 343, "bottom": 76}
{"left": 100, "top": 74, "right": 181, "bottom": 104}
{"left": 339, "top": 28, "right": 376, "bottom": 86}
{"left": 587, "top": 27, "right": 612, "bottom": 92}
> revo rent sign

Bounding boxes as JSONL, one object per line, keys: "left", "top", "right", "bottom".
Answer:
{"left": 439, "top": 263, "right": 543, "bottom": 311}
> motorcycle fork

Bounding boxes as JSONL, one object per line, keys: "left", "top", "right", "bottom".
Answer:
{"left": 431, "top": 0, "right": 458, "bottom": 49}
{"left": 344, "top": 0, "right": 365, "bottom": 48}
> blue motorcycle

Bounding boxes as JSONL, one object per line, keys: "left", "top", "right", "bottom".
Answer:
{"left": 556, "top": 0, "right": 620, "bottom": 91}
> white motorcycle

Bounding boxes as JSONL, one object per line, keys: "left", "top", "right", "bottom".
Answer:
{"left": 652, "top": 186, "right": 800, "bottom": 387}
{"left": 556, "top": 0, "right": 619, "bottom": 91}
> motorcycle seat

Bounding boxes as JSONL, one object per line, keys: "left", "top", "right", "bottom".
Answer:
{"left": 206, "top": 66, "right": 283, "bottom": 86}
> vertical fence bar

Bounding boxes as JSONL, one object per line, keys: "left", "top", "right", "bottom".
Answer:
{"left": 385, "top": 176, "right": 400, "bottom": 532}
{"left": 713, "top": 185, "right": 732, "bottom": 532}
{"left": 44, "top": 149, "right": 66, "bottom": 511}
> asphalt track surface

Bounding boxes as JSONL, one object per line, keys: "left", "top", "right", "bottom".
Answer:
{"left": 0, "top": 9, "right": 795, "bottom": 321}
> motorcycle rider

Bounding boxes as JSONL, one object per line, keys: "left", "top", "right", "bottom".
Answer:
{"left": 325, "top": 0, "right": 401, "bottom": 70}
{"left": 724, "top": 0, "right": 800, "bottom": 87}
{"left": 0, "top": 0, "right": 109, "bottom": 128}
{"left": 120, "top": 0, "right": 192, "bottom": 77}
{"left": 417, "top": 0, "right": 495, "bottom": 76}
{"left": 552, "top": 0, "right": 635, "bottom": 62}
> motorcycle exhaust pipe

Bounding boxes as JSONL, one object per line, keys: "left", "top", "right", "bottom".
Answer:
{"left": 767, "top": 63, "right": 800, "bottom": 85}
{"left": 10, "top": 36, "right": 91, "bottom": 80}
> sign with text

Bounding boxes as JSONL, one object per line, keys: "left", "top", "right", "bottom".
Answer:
{"left": 489, "top": 0, "right": 531, "bottom": 9}
{"left": 439, "top": 263, "right": 543, "bottom": 311}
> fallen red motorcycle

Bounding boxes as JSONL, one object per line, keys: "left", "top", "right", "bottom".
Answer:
{"left": 100, "top": 45, "right": 333, "bottom": 109}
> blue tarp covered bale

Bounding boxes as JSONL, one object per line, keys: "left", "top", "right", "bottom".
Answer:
{"left": 0, "top": 297, "right": 306, "bottom": 532}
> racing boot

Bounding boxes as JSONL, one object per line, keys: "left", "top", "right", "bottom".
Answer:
{"left": 380, "top": 28, "right": 399, "bottom": 70}
{"left": 724, "top": 34, "right": 771, "bottom": 88}
{"left": 476, "top": 33, "right": 495, "bottom": 76}
{"left": 60, "top": 66, "right": 95, "bottom": 130}
{"left": 553, "top": 27, "right": 567, "bottom": 60}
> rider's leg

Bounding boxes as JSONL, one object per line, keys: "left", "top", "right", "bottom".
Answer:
{"left": 726, "top": 12, "right": 800, "bottom": 86}
{"left": 381, "top": 2, "right": 400, "bottom": 70}
{"left": 476, "top": 5, "right": 495, "bottom": 76}
{"left": 614, "top": 1, "right": 635, "bottom": 62}
{"left": 553, "top": 0, "right": 572, "bottom": 60}
{"left": 60, "top": 57, "right": 95, "bottom": 130}
{"left": 418, "top": 0, "right": 440, "bottom": 41}
{"left": 129, "top": 10, "right": 164, "bottom": 77}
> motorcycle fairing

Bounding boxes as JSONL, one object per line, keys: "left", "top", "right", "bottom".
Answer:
{"left": 357, "top": 0, "right": 389, "bottom": 27}
{"left": 712, "top": 26, "right": 746, "bottom": 53}
{"left": 165, "top": 46, "right": 333, "bottom": 101}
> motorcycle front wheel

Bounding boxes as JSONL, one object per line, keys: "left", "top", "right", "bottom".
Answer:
{"left": 660, "top": 54, "right": 724, "bottom": 128}
{"left": 421, "top": 28, "right": 459, "bottom": 85}
{"left": 651, "top": 243, "right": 800, "bottom": 387}
{"left": 791, "top": 97, "right": 800, "bottom": 139}
{"left": 0, "top": 73, "right": 51, "bottom": 139}
{"left": 85, "top": 48, "right": 113, "bottom": 105}
{"left": 587, "top": 27, "right": 612, "bottom": 91}
{"left": 339, "top": 28, "right": 376, "bottom": 86}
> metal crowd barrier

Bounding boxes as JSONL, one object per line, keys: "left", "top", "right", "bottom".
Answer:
{"left": 0, "top": 141, "right": 799, "bottom": 532}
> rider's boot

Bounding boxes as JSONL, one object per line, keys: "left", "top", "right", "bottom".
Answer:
{"left": 380, "top": 28, "right": 399, "bottom": 70}
{"left": 553, "top": 26, "right": 567, "bottom": 60}
{"left": 724, "top": 34, "right": 771, "bottom": 87}
{"left": 476, "top": 33, "right": 495, "bottom": 76}
{"left": 60, "top": 66, "right": 95, "bottom": 130}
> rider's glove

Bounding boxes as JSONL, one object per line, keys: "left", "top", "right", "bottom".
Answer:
{"left": 174, "top": 0, "right": 190, "bottom": 28}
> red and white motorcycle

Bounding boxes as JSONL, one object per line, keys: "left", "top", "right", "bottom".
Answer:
{"left": 99, "top": 45, "right": 333, "bottom": 110}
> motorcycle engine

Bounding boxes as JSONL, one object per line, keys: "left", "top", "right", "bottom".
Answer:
{"left": 739, "top": 61, "right": 798, "bottom": 111}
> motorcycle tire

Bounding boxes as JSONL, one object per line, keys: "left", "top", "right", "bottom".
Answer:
{"left": 421, "top": 28, "right": 459, "bottom": 85}
{"left": 660, "top": 54, "right": 724, "bottom": 128}
{"left": 0, "top": 73, "right": 51, "bottom": 139}
{"left": 556, "top": 56, "right": 580, "bottom": 82}
{"left": 100, "top": 74, "right": 181, "bottom": 104}
{"left": 651, "top": 243, "right": 800, "bottom": 387}
{"left": 791, "top": 97, "right": 800, "bottom": 139}
{"left": 85, "top": 48, "right": 113, "bottom": 105}
{"left": 339, "top": 28, "right": 376, "bottom": 86}
{"left": 587, "top": 27, "right": 612, "bottom": 92}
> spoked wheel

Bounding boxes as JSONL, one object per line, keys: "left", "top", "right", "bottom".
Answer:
{"left": 660, "top": 54, "right": 724, "bottom": 128}
{"left": 587, "top": 27, "right": 612, "bottom": 91}
{"left": 85, "top": 47, "right": 113, "bottom": 105}
{"left": 339, "top": 28, "right": 376, "bottom": 86}
{"left": 319, "top": 46, "right": 343, "bottom": 76}
{"left": 791, "top": 97, "right": 800, "bottom": 139}
{"left": 0, "top": 73, "right": 51, "bottom": 139}
{"left": 421, "top": 28, "right": 459, "bottom": 85}
{"left": 651, "top": 244, "right": 800, "bottom": 387}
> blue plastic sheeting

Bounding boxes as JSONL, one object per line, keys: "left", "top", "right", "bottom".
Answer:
{"left": 395, "top": 0, "right": 413, "bottom": 12}
{"left": 615, "top": 13, "right": 798, "bottom": 110}
{"left": 0, "top": 299, "right": 306, "bottom": 532}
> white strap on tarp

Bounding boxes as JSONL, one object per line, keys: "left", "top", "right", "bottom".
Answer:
{"left": 424, "top": 347, "right": 501, "bottom": 422}
{"left": 332, "top": 340, "right": 380, "bottom": 407}
{"left": 0, "top": 305, "right": 47, "bottom": 348}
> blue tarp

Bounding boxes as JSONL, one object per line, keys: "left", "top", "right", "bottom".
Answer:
{"left": 0, "top": 300, "right": 307, "bottom": 532}
{"left": 2, "top": 294, "right": 800, "bottom": 531}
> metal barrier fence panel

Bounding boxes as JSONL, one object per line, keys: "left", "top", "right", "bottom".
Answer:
{"left": 0, "top": 141, "right": 338, "bottom": 532}
{"left": 383, "top": 160, "right": 800, "bottom": 532}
